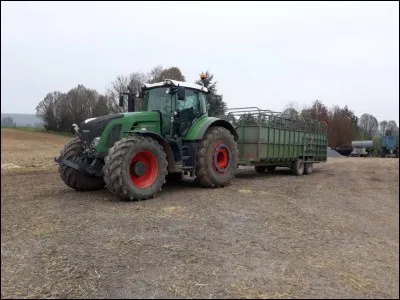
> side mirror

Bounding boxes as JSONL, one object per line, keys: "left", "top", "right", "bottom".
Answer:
{"left": 177, "top": 87, "right": 185, "bottom": 100}
{"left": 206, "top": 103, "right": 211, "bottom": 111}
{"left": 119, "top": 95, "right": 124, "bottom": 107}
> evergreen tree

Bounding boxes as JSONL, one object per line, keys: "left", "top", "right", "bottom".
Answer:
{"left": 195, "top": 71, "right": 227, "bottom": 117}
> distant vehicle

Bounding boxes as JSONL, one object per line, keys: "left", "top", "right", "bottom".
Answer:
{"left": 351, "top": 140, "right": 373, "bottom": 157}
{"left": 380, "top": 136, "right": 399, "bottom": 158}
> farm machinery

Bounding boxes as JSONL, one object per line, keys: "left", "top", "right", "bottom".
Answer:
{"left": 54, "top": 75, "right": 328, "bottom": 201}
{"left": 380, "top": 136, "right": 399, "bottom": 158}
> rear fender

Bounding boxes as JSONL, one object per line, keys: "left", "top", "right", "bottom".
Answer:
{"left": 184, "top": 116, "right": 239, "bottom": 141}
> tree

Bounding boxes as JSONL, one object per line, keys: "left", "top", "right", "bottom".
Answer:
{"left": 36, "top": 91, "right": 64, "bottom": 131}
{"left": 379, "top": 121, "right": 388, "bottom": 136}
{"left": 1, "top": 116, "right": 14, "bottom": 127}
{"left": 148, "top": 66, "right": 185, "bottom": 83}
{"left": 195, "top": 70, "right": 227, "bottom": 117}
{"left": 106, "top": 72, "right": 149, "bottom": 113}
{"left": 386, "top": 120, "right": 399, "bottom": 136}
{"left": 358, "top": 113, "right": 379, "bottom": 139}
{"left": 282, "top": 102, "right": 299, "bottom": 118}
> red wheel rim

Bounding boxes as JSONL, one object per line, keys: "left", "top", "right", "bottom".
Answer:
{"left": 129, "top": 151, "right": 158, "bottom": 188}
{"left": 213, "top": 142, "right": 230, "bottom": 173}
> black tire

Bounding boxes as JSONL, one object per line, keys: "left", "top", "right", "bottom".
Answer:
{"left": 255, "top": 166, "right": 266, "bottom": 173}
{"left": 267, "top": 166, "right": 276, "bottom": 172}
{"left": 291, "top": 159, "right": 304, "bottom": 176}
{"left": 304, "top": 161, "right": 313, "bottom": 175}
{"left": 195, "top": 127, "right": 238, "bottom": 188}
{"left": 58, "top": 137, "right": 105, "bottom": 191}
{"left": 103, "top": 135, "right": 168, "bottom": 201}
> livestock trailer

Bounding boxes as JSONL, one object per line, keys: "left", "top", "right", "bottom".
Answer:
{"left": 221, "top": 107, "right": 328, "bottom": 172}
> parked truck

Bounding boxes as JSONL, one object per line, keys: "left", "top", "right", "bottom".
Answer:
{"left": 350, "top": 140, "right": 373, "bottom": 157}
{"left": 380, "top": 136, "right": 399, "bottom": 158}
{"left": 54, "top": 75, "right": 328, "bottom": 201}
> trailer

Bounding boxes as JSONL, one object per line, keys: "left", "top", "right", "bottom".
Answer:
{"left": 221, "top": 107, "right": 328, "bottom": 174}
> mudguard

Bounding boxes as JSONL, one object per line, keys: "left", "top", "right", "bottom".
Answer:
{"left": 184, "top": 116, "right": 239, "bottom": 141}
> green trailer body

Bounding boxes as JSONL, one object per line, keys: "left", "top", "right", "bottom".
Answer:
{"left": 220, "top": 108, "right": 328, "bottom": 167}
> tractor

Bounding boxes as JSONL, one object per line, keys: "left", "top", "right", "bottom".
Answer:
{"left": 54, "top": 75, "right": 239, "bottom": 201}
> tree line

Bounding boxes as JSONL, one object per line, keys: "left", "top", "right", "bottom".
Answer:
{"left": 35, "top": 66, "right": 225, "bottom": 132}
{"left": 35, "top": 65, "right": 398, "bottom": 149}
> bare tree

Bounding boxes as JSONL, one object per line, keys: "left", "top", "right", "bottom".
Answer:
{"left": 106, "top": 72, "right": 149, "bottom": 113}
{"left": 379, "top": 120, "right": 388, "bottom": 136}
{"left": 148, "top": 66, "right": 185, "bottom": 83}
{"left": 282, "top": 101, "right": 299, "bottom": 118}
{"left": 358, "top": 113, "right": 379, "bottom": 139}
{"left": 386, "top": 120, "right": 399, "bottom": 136}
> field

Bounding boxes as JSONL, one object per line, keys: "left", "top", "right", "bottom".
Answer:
{"left": 1, "top": 128, "right": 399, "bottom": 299}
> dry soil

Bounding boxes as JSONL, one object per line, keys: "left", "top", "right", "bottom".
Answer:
{"left": 1, "top": 128, "right": 399, "bottom": 299}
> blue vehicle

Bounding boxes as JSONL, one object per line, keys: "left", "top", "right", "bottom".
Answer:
{"left": 380, "top": 136, "right": 399, "bottom": 158}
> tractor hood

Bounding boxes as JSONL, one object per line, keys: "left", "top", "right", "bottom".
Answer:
{"left": 79, "top": 114, "right": 124, "bottom": 144}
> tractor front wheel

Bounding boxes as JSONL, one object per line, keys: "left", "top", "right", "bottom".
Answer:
{"left": 103, "top": 135, "right": 168, "bottom": 201}
{"left": 58, "top": 137, "right": 105, "bottom": 191}
{"left": 195, "top": 127, "right": 238, "bottom": 188}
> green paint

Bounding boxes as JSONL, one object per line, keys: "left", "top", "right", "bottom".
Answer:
{"left": 237, "top": 122, "right": 327, "bottom": 165}
{"left": 95, "top": 112, "right": 161, "bottom": 153}
{"left": 184, "top": 116, "right": 237, "bottom": 141}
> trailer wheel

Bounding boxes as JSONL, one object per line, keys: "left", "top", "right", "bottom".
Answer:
{"left": 103, "top": 135, "right": 168, "bottom": 201}
{"left": 195, "top": 126, "right": 238, "bottom": 188}
{"left": 291, "top": 159, "right": 304, "bottom": 176}
{"left": 255, "top": 166, "right": 266, "bottom": 173}
{"left": 304, "top": 161, "right": 313, "bottom": 175}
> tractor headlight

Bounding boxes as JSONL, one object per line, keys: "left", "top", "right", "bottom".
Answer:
{"left": 91, "top": 136, "right": 101, "bottom": 148}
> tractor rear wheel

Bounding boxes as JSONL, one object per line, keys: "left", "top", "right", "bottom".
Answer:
{"left": 103, "top": 135, "right": 168, "bottom": 201}
{"left": 255, "top": 166, "right": 266, "bottom": 173}
{"left": 195, "top": 127, "right": 238, "bottom": 188}
{"left": 291, "top": 159, "right": 304, "bottom": 176}
{"left": 58, "top": 137, "right": 105, "bottom": 191}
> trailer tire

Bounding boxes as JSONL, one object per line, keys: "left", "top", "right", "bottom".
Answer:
{"left": 291, "top": 159, "right": 304, "bottom": 176}
{"left": 255, "top": 166, "right": 266, "bottom": 173}
{"left": 304, "top": 162, "right": 313, "bottom": 175}
{"left": 58, "top": 137, "right": 105, "bottom": 191}
{"left": 195, "top": 126, "right": 238, "bottom": 188}
{"left": 103, "top": 135, "right": 168, "bottom": 201}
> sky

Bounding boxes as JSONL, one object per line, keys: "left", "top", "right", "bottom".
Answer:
{"left": 1, "top": 1, "right": 399, "bottom": 123}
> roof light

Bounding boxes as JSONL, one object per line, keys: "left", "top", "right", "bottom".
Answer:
{"left": 165, "top": 80, "right": 172, "bottom": 85}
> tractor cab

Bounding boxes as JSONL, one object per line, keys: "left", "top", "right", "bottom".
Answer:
{"left": 139, "top": 79, "right": 209, "bottom": 138}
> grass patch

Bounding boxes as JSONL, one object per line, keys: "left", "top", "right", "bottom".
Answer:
{"left": 1, "top": 126, "right": 73, "bottom": 137}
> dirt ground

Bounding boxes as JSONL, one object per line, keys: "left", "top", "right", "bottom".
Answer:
{"left": 1, "top": 128, "right": 399, "bottom": 299}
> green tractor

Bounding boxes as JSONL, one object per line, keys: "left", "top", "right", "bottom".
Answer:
{"left": 55, "top": 76, "right": 239, "bottom": 201}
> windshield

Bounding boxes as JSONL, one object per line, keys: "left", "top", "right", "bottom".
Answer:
{"left": 143, "top": 87, "right": 171, "bottom": 114}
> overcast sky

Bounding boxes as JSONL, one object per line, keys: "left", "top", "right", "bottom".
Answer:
{"left": 1, "top": 1, "right": 399, "bottom": 123}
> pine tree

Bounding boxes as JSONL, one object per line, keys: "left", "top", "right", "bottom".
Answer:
{"left": 195, "top": 71, "right": 227, "bottom": 117}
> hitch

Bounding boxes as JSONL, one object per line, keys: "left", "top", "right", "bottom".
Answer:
{"left": 54, "top": 156, "right": 103, "bottom": 177}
